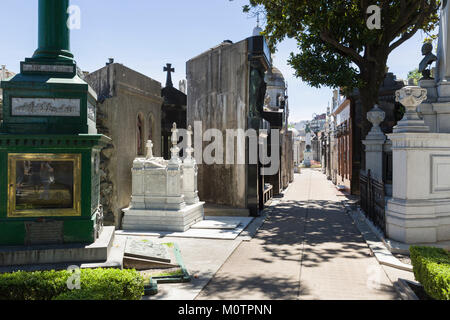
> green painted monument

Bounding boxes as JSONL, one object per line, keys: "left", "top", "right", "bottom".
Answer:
{"left": 0, "top": 0, "right": 110, "bottom": 253}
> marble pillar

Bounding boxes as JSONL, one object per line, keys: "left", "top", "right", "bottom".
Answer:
{"left": 386, "top": 87, "right": 450, "bottom": 244}
{"left": 362, "top": 105, "right": 386, "bottom": 182}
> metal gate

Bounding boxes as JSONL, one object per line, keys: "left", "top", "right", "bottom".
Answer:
{"left": 360, "top": 169, "right": 386, "bottom": 235}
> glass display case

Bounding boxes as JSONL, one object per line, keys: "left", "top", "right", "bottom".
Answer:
{"left": 8, "top": 153, "right": 81, "bottom": 217}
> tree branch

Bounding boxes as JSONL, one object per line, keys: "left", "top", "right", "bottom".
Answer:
{"left": 320, "top": 30, "right": 365, "bottom": 67}
{"left": 388, "top": 0, "right": 433, "bottom": 53}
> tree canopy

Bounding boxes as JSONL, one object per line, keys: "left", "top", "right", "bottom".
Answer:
{"left": 407, "top": 68, "right": 422, "bottom": 85}
{"left": 244, "top": 0, "right": 441, "bottom": 114}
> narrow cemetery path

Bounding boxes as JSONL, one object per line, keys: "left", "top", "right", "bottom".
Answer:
{"left": 196, "top": 168, "right": 399, "bottom": 300}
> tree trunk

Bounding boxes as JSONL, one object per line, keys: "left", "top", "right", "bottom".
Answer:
{"left": 357, "top": 56, "right": 387, "bottom": 172}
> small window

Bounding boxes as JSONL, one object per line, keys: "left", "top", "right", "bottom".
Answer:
{"left": 137, "top": 114, "right": 145, "bottom": 156}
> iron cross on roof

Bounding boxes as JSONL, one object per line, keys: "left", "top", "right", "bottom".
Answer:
{"left": 164, "top": 63, "right": 175, "bottom": 88}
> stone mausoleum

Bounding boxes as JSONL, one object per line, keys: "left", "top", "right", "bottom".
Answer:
{"left": 186, "top": 33, "right": 272, "bottom": 217}
{"left": 85, "top": 61, "right": 163, "bottom": 228}
{"left": 122, "top": 124, "right": 204, "bottom": 232}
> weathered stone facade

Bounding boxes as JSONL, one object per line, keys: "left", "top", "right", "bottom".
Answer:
{"left": 85, "top": 63, "right": 163, "bottom": 227}
{"left": 187, "top": 40, "right": 249, "bottom": 211}
{"left": 187, "top": 36, "right": 272, "bottom": 216}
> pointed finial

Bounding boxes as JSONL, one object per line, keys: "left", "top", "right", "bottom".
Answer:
{"left": 170, "top": 123, "right": 181, "bottom": 162}
{"left": 171, "top": 123, "right": 178, "bottom": 147}
{"left": 185, "top": 125, "right": 194, "bottom": 159}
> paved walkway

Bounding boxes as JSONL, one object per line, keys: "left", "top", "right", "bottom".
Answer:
{"left": 196, "top": 169, "right": 399, "bottom": 300}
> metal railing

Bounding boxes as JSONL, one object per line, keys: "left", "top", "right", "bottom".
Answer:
{"left": 360, "top": 169, "right": 386, "bottom": 235}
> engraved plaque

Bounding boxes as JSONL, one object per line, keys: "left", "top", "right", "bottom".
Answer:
{"left": 22, "top": 63, "right": 75, "bottom": 74}
{"left": 12, "top": 98, "right": 81, "bottom": 117}
{"left": 25, "top": 220, "right": 64, "bottom": 245}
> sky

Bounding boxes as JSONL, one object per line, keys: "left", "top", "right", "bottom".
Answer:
{"left": 0, "top": 0, "right": 434, "bottom": 122}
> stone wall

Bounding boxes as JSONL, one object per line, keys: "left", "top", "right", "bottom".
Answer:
{"left": 186, "top": 40, "right": 249, "bottom": 209}
{"left": 281, "top": 131, "right": 294, "bottom": 188}
{"left": 85, "top": 63, "right": 163, "bottom": 227}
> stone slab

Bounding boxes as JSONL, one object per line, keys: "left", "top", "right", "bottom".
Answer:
{"left": 123, "top": 256, "right": 178, "bottom": 270}
{"left": 136, "top": 236, "right": 243, "bottom": 300}
{"left": 190, "top": 219, "right": 241, "bottom": 230}
{"left": 0, "top": 226, "right": 115, "bottom": 266}
{"left": 117, "top": 217, "right": 253, "bottom": 240}
{"left": 122, "top": 202, "right": 204, "bottom": 232}
{"left": 395, "top": 279, "right": 420, "bottom": 300}
{"left": 124, "top": 238, "right": 171, "bottom": 263}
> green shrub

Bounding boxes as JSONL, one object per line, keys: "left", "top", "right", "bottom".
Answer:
{"left": 0, "top": 268, "right": 144, "bottom": 300}
{"left": 410, "top": 246, "right": 450, "bottom": 300}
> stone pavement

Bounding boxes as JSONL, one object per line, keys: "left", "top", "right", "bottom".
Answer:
{"left": 196, "top": 169, "right": 399, "bottom": 300}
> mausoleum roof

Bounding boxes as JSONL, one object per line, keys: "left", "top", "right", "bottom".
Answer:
{"left": 265, "top": 66, "right": 285, "bottom": 88}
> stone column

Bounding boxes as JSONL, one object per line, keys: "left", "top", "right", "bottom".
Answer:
{"left": 182, "top": 125, "right": 200, "bottom": 205}
{"left": 386, "top": 86, "right": 450, "bottom": 244}
{"left": 418, "top": 79, "right": 438, "bottom": 132}
{"left": 167, "top": 123, "right": 185, "bottom": 210}
{"left": 130, "top": 159, "right": 146, "bottom": 209}
{"left": 32, "top": 0, "right": 74, "bottom": 61}
{"left": 362, "top": 105, "right": 386, "bottom": 182}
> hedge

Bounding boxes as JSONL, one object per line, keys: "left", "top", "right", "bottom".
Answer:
{"left": 0, "top": 268, "right": 145, "bottom": 300}
{"left": 410, "top": 246, "right": 450, "bottom": 300}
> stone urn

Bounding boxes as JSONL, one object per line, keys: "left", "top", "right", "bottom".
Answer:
{"left": 393, "top": 86, "right": 429, "bottom": 133}
{"left": 366, "top": 104, "right": 385, "bottom": 138}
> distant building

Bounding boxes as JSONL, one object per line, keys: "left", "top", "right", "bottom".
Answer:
{"left": 291, "top": 128, "right": 304, "bottom": 172}
{"left": 263, "top": 66, "right": 293, "bottom": 194}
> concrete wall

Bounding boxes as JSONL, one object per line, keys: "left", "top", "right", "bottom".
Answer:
{"left": 281, "top": 131, "right": 294, "bottom": 188}
{"left": 85, "top": 63, "right": 163, "bottom": 227}
{"left": 186, "top": 40, "right": 249, "bottom": 209}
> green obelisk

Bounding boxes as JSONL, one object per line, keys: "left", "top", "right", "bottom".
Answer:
{"left": 0, "top": 0, "right": 110, "bottom": 248}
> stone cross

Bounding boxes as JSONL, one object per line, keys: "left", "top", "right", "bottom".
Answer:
{"left": 164, "top": 63, "right": 175, "bottom": 88}
{"left": 146, "top": 140, "right": 153, "bottom": 159}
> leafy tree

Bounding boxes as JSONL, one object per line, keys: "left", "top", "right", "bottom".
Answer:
{"left": 243, "top": 0, "right": 440, "bottom": 124}
{"left": 407, "top": 68, "right": 422, "bottom": 85}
